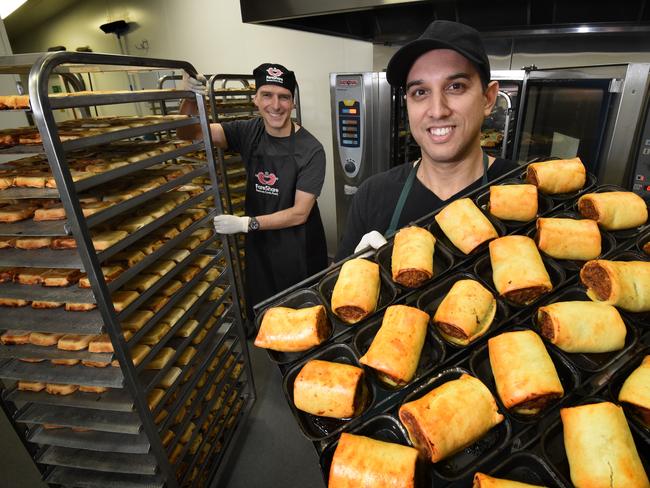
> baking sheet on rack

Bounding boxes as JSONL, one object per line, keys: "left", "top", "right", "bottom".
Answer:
{"left": 0, "top": 343, "right": 111, "bottom": 362}
{"left": 0, "top": 248, "right": 82, "bottom": 269}
{"left": 0, "top": 359, "right": 123, "bottom": 387}
{"left": 29, "top": 424, "right": 150, "bottom": 454}
{"left": 38, "top": 445, "right": 157, "bottom": 475}
{"left": 0, "top": 307, "right": 102, "bottom": 334}
{"left": 17, "top": 403, "right": 141, "bottom": 434}
{"left": 45, "top": 466, "right": 164, "bottom": 488}
{"left": 0, "top": 281, "right": 94, "bottom": 303}
{"left": 5, "top": 387, "right": 134, "bottom": 412}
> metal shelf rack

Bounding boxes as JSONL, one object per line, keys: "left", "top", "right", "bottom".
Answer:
{"left": 0, "top": 51, "right": 255, "bottom": 488}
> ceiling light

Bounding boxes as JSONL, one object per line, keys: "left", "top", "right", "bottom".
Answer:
{"left": 0, "top": 0, "right": 28, "bottom": 19}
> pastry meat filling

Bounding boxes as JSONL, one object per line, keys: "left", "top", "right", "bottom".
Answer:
{"left": 400, "top": 410, "right": 432, "bottom": 460}
{"left": 538, "top": 310, "right": 554, "bottom": 341}
{"left": 503, "top": 286, "right": 549, "bottom": 305}
{"left": 395, "top": 269, "right": 430, "bottom": 288}
{"left": 643, "top": 241, "right": 650, "bottom": 256}
{"left": 581, "top": 261, "right": 612, "bottom": 300}
{"left": 525, "top": 168, "right": 539, "bottom": 187}
{"left": 435, "top": 321, "right": 468, "bottom": 340}
{"left": 514, "top": 393, "right": 562, "bottom": 414}
{"left": 578, "top": 198, "right": 599, "bottom": 220}
{"left": 351, "top": 379, "right": 367, "bottom": 417}
{"left": 314, "top": 308, "right": 331, "bottom": 342}
{"left": 335, "top": 306, "right": 367, "bottom": 323}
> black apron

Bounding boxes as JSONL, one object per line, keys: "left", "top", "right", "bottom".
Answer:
{"left": 244, "top": 123, "right": 328, "bottom": 317}
{"left": 385, "top": 152, "right": 490, "bottom": 237}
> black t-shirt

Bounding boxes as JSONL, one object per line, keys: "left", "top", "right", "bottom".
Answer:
{"left": 221, "top": 117, "right": 325, "bottom": 196}
{"left": 335, "top": 158, "right": 520, "bottom": 260}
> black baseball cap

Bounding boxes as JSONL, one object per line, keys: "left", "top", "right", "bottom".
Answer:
{"left": 386, "top": 20, "right": 490, "bottom": 88}
{"left": 253, "top": 63, "right": 296, "bottom": 96}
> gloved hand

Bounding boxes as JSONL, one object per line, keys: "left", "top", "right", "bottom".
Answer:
{"left": 354, "top": 230, "right": 387, "bottom": 257}
{"left": 214, "top": 214, "right": 250, "bottom": 234}
{"left": 181, "top": 71, "right": 207, "bottom": 96}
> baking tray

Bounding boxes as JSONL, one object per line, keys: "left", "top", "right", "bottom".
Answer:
{"left": 0, "top": 343, "right": 112, "bottom": 362}
{"left": 636, "top": 226, "right": 650, "bottom": 256}
{"left": 375, "top": 235, "right": 455, "bottom": 292}
{"left": 607, "top": 351, "right": 650, "bottom": 442}
{"left": 0, "top": 219, "right": 72, "bottom": 237}
{"left": 540, "top": 397, "right": 650, "bottom": 487}
{"left": 474, "top": 178, "right": 556, "bottom": 232}
{"left": 282, "top": 343, "right": 376, "bottom": 442}
{"left": 0, "top": 187, "right": 60, "bottom": 199}
{"left": 525, "top": 210, "right": 617, "bottom": 272}
{"left": 0, "top": 358, "right": 123, "bottom": 388}
{"left": 0, "top": 306, "right": 103, "bottom": 334}
{"left": 28, "top": 425, "right": 150, "bottom": 454}
{"left": 16, "top": 403, "right": 141, "bottom": 434}
{"left": 0, "top": 248, "right": 83, "bottom": 269}
{"left": 254, "top": 288, "right": 334, "bottom": 366}
{"left": 475, "top": 451, "right": 569, "bottom": 488}
{"left": 38, "top": 445, "right": 157, "bottom": 475}
{"left": 416, "top": 271, "right": 510, "bottom": 352}
{"left": 572, "top": 184, "right": 650, "bottom": 243}
{"left": 531, "top": 285, "right": 640, "bottom": 373}
{"left": 318, "top": 265, "right": 398, "bottom": 330}
{"left": 473, "top": 252, "right": 567, "bottom": 310}
{"left": 45, "top": 466, "right": 164, "bottom": 488}
{"left": 319, "top": 414, "right": 430, "bottom": 488}
{"left": 397, "top": 367, "right": 512, "bottom": 481}
{"left": 0, "top": 280, "right": 94, "bottom": 303}
{"left": 468, "top": 326, "right": 582, "bottom": 425}
{"left": 351, "top": 312, "right": 446, "bottom": 394}
{"left": 5, "top": 387, "right": 134, "bottom": 412}
{"left": 427, "top": 207, "right": 506, "bottom": 260}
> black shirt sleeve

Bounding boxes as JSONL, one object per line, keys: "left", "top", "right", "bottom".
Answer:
{"left": 296, "top": 146, "right": 326, "bottom": 196}
{"left": 221, "top": 119, "right": 260, "bottom": 162}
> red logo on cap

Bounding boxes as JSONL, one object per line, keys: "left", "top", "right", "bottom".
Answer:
{"left": 267, "top": 67, "right": 283, "bottom": 77}
{"left": 256, "top": 171, "right": 278, "bottom": 186}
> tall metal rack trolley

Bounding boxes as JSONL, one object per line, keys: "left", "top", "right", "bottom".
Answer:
{"left": 0, "top": 51, "right": 255, "bottom": 488}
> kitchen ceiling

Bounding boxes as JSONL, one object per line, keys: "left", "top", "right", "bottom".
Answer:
{"left": 3, "top": 0, "right": 80, "bottom": 46}
{"left": 240, "top": 0, "right": 650, "bottom": 44}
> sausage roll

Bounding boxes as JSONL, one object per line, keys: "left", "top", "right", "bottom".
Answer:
{"left": 488, "top": 330, "right": 564, "bottom": 415}
{"left": 488, "top": 184, "right": 538, "bottom": 222}
{"left": 398, "top": 374, "right": 504, "bottom": 462}
{"left": 578, "top": 191, "right": 648, "bottom": 230}
{"left": 331, "top": 259, "right": 380, "bottom": 324}
{"left": 391, "top": 226, "right": 436, "bottom": 288}
{"left": 473, "top": 473, "right": 546, "bottom": 488}
{"left": 580, "top": 259, "right": 650, "bottom": 312}
{"left": 435, "top": 198, "right": 499, "bottom": 254}
{"left": 254, "top": 305, "right": 331, "bottom": 352}
{"left": 525, "top": 157, "right": 586, "bottom": 194}
{"left": 489, "top": 236, "right": 552, "bottom": 305}
{"left": 537, "top": 301, "right": 626, "bottom": 353}
{"left": 359, "top": 305, "right": 429, "bottom": 386}
{"left": 293, "top": 359, "right": 367, "bottom": 419}
{"left": 618, "top": 355, "right": 650, "bottom": 426}
{"left": 535, "top": 217, "right": 601, "bottom": 261}
{"left": 328, "top": 433, "right": 419, "bottom": 488}
{"left": 643, "top": 241, "right": 650, "bottom": 256}
{"left": 561, "top": 402, "right": 650, "bottom": 488}
{"left": 433, "top": 279, "right": 496, "bottom": 346}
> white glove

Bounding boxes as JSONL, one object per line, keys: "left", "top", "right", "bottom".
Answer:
{"left": 181, "top": 71, "right": 207, "bottom": 96}
{"left": 213, "top": 214, "right": 250, "bottom": 234}
{"left": 354, "top": 230, "right": 387, "bottom": 257}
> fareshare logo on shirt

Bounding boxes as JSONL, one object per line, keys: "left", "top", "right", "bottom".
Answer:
{"left": 266, "top": 67, "right": 284, "bottom": 83}
{"left": 255, "top": 171, "right": 279, "bottom": 196}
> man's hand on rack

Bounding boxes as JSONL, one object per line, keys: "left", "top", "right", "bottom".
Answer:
{"left": 214, "top": 214, "right": 250, "bottom": 234}
{"left": 181, "top": 72, "right": 207, "bottom": 97}
{"left": 354, "top": 230, "right": 387, "bottom": 258}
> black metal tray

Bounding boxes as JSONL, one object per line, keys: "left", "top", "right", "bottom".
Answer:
{"left": 526, "top": 210, "right": 617, "bottom": 272}
{"left": 319, "top": 414, "right": 430, "bottom": 488}
{"left": 473, "top": 252, "right": 567, "bottom": 310}
{"left": 636, "top": 226, "right": 650, "bottom": 256}
{"left": 282, "top": 343, "right": 376, "bottom": 442}
{"left": 375, "top": 236, "right": 455, "bottom": 292}
{"left": 427, "top": 206, "right": 507, "bottom": 260}
{"left": 254, "top": 288, "right": 334, "bottom": 366}
{"left": 531, "top": 285, "right": 640, "bottom": 373}
{"left": 607, "top": 351, "right": 650, "bottom": 442}
{"left": 474, "top": 451, "right": 569, "bottom": 488}
{"left": 540, "top": 396, "right": 650, "bottom": 488}
{"left": 318, "top": 264, "right": 398, "bottom": 329}
{"left": 416, "top": 271, "right": 510, "bottom": 351}
{"left": 572, "top": 184, "right": 650, "bottom": 243}
{"left": 469, "top": 325, "right": 582, "bottom": 425}
{"left": 351, "top": 312, "right": 446, "bottom": 393}
{"left": 475, "top": 178, "right": 556, "bottom": 232}
{"left": 396, "top": 367, "right": 512, "bottom": 480}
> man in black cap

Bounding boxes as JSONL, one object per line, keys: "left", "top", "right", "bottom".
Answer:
{"left": 178, "top": 63, "right": 328, "bottom": 320}
{"left": 335, "top": 20, "right": 518, "bottom": 259}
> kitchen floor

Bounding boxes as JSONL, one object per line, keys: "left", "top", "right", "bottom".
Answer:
{"left": 219, "top": 342, "right": 324, "bottom": 487}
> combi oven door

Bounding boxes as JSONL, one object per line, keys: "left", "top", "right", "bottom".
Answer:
{"left": 512, "top": 64, "right": 650, "bottom": 188}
